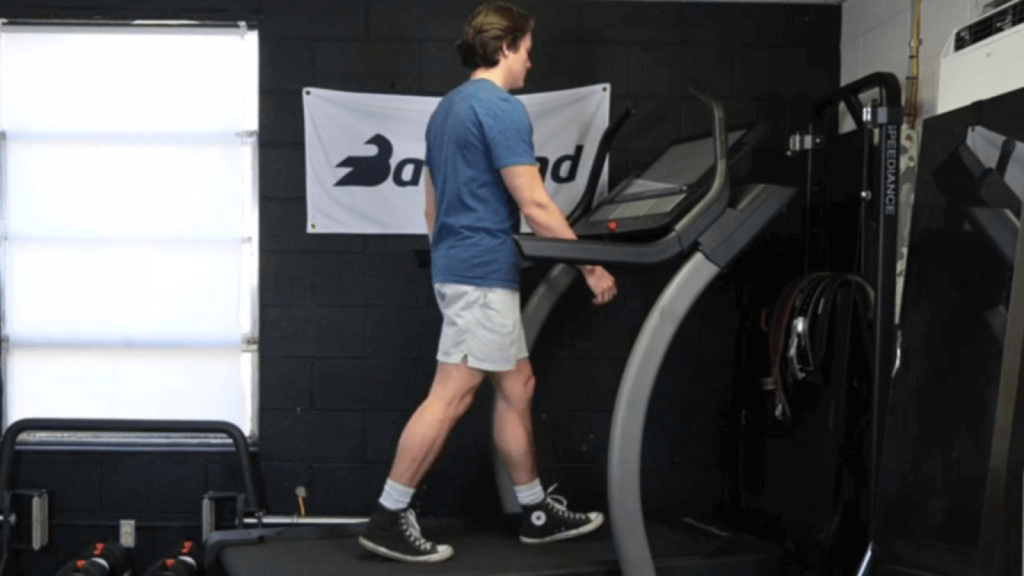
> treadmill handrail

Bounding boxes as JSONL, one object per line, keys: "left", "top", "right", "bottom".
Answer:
{"left": 567, "top": 105, "right": 635, "bottom": 226}
{"left": 673, "top": 85, "right": 731, "bottom": 247}
{"left": 514, "top": 232, "right": 684, "bottom": 266}
{"left": 514, "top": 86, "right": 731, "bottom": 265}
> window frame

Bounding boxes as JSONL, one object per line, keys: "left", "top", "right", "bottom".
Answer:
{"left": 0, "top": 19, "right": 261, "bottom": 448}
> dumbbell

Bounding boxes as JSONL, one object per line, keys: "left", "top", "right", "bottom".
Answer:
{"left": 142, "top": 539, "right": 200, "bottom": 576}
{"left": 53, "top": 540, "right": 131, "bottom": 576}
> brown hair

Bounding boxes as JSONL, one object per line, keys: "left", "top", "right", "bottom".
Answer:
{"left": 455, "top": 1, "right": 535, "bottom": 70}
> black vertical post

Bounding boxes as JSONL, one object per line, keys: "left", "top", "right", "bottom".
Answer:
{"left": 802, "top": 123, "right": 816, "bottom": 274}
{"left": 801, "top": 73, "right": 903, "bottom": 571}
{"left": 871, "top": 113, "right": 901, "bottom": 541}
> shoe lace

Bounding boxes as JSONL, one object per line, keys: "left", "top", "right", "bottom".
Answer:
{"left": 400, "top": 508, "right": 434, "bottom": 552}
{"left": 542, "top": 484, "right": 587, "bottom": 521}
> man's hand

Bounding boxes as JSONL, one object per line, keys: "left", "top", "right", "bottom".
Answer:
{"left": 581, "top": 265, "right": 617, "bottom": 305}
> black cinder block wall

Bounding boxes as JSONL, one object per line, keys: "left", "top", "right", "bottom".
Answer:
{"left": 0, "top": 1, "right": 839, "bottom": 574}
{"left": 260, "top": 0, "right": 840, "bottom": 520}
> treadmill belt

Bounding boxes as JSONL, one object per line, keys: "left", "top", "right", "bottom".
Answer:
{"left": 217, "top": 520, "right": 778, "bottom": 575}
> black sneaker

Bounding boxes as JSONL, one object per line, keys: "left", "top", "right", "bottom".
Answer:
{"left": 358, "top": 504, "right": 454, "bottom": 563}
{"left": 518, "top": 485, "right": 604, "bottom": 544}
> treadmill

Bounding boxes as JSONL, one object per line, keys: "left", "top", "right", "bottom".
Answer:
{"left": 206, "top": 88, "right": 797, "bottom": 576}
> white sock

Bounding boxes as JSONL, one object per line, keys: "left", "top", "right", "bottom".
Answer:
{"left": 514, "top": 478, "right": 545, "bottom": 506}
{"left": 379, "top": 479, "right": 415, "bottom": 511}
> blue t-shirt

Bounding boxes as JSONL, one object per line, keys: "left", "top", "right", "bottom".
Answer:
{"left": 425, "top": 78, "right": 536, "bottom": 290}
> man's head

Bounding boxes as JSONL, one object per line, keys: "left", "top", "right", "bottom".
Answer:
{"left": 457, "top": 1, "right": 534, "bottom": 90}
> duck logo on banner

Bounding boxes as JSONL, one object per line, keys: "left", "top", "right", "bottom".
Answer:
{"left": 334, "top": 134, "right": 425, "bottom": 188}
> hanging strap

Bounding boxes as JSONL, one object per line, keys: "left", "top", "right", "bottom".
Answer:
{"left": 761, "top": 272, "right": 876, "bottom": 422}
{"left": 762, "top": 272, "right": 830, "bottom": 420}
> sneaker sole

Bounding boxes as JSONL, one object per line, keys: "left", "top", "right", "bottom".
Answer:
{"left": 358, "top": 536, "right": 454, "bottom": 563}
{"left": 519, "top": 512, "right": 604, "bottom": 545}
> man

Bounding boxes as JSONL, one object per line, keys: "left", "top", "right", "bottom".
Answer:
{"left": 359, "top": 1, "right": 617, "bottom": 563}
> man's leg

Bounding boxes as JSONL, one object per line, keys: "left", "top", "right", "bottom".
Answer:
{"left": 359, "top": 358, "right": 484, "bottom": 564}
{"left": 493, "top": 358, "right": 605, "bottom": 545}
{"left": 388, "top": 358, "right": 486, "bottom": 489}
{"left": 492, "top": 358, "right": 538, "bottom": 486}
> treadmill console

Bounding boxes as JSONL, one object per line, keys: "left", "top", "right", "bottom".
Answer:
{"left": 573, "top": 124, "right": 762, "bottom": 238}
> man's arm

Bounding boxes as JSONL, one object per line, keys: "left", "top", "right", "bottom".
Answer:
{"left": 500, "top": 165, "right": 576, "bottom": 240}
{"left": 501, "top": 165, "right": 617, "bottom": 305}
{"left": 424, "top": 168, "right": 436, "bottom": 240}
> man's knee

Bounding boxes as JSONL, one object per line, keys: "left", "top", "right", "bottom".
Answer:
{"left": 429, "top": 361, "right": 485, "bottom": 417}
{"left": 453, "top": 376, "right": 485, "bottom": 416}
{"left": 497, "top": 368, "right": 535, "bottom": 408}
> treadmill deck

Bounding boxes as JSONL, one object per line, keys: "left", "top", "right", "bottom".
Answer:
{"left": 216, "top": 518, "right": 780, "bottom": 576}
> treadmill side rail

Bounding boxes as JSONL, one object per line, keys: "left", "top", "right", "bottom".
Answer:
{"left": 514, "top": 232, "right": 684, "bottom": 266}
{"left": 699, "top": 184, "right": 798, "bottom": 269}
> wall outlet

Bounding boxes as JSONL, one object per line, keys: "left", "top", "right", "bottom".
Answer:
{"left": 119, "top": 519, "right": 136, "bottom": 548}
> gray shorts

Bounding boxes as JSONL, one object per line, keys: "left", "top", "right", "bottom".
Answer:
{"left": 434, "top": 283, "right": 528, "bottom": 372}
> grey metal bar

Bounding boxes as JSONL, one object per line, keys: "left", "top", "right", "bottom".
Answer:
{"left": 607, "top": 254, "right": 721, "bottom": 576}
{"left": 975, "top": 200, "right": 1024, "bottom": 576}
{"left": 242, "top": 516, "right": 366, "bottom": 526}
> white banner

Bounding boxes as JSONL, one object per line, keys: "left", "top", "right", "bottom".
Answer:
{"left": 303, "top": 84, "right": 610, "bottom": 234}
